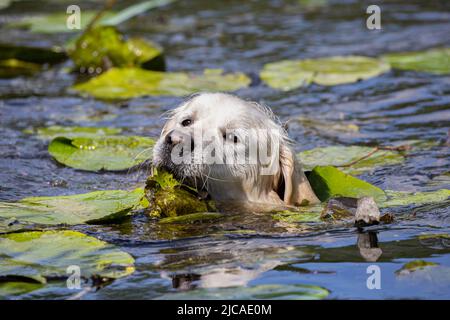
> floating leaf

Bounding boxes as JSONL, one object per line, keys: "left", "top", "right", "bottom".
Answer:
{"left": 0, "top": 44, "right": 67, "bottom": 64}
{"left": 0, "top": 282, "right": 44, "bottom": 298}
{"left": 145, "top": 169, "right": 215, "bottom": 218}
{"left": 382, "top": 48, "right": 450, "bottom": 75}
{"left": 307, "top": 166, "right": 386, "bottom": 202}
{"left": 8, "top": 0, "right": 176, "bottom": 33}
{"left": 381, "top": 189, "right": 450, "bottom": 208}
{"left": 72, "top": 68, "right": 252, "bottom": 99}
{"left": 0, "top": 59, "right": 41, "bottom": 78}
{"left": 395, "top": 260, "right": 438, "bottom": 276}
{"left": 272, "top": 205, "right": 323, "bottom": 223}
{"left": 299, "top": 146, "right": 404, "bottom": 175}
{"left": 260, "top": 56, "right": 390, "bottom": 90}
{"left": 7, "top": 11, "right": 112, "bottom": 33}
{"left": 26, "top": 125, "right": 122, "bottom": 140}
{"left": 0, "top": 217, "right": 41, "bottom": 234}
{"left": 69, "top": 26, "right": 165, "bottom": 74}
{"left": 48, "top": 135, "right": 155, "bottom": 171}
{"left": 0, "top": 0, "right": 12, "bottom": 10}
{"left": 160, "top": 284, "right": 329, "bottom": 300}
{"left": 0, "top": 230, "right": 135, "bottom": 288}
{"left": 159, "top": 212, "right": 223, "bottom": 224}
{"left": 297, "top": 116, "right": 360, "bottom": 134}
{"left": 0, "top": 188, "right": 146, "bottom": 228}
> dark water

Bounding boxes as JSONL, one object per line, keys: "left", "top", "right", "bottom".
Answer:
{"left": 1, "top": 0, "right": 450, "bottom": 299}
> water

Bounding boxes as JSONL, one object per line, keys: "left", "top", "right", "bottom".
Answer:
{"left": 0, "top": 0, "right": 449, "bottom": 299}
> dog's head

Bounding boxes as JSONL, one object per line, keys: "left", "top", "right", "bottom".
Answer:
{"left": 153, "top": 92, "right": 319, "bottom": 208}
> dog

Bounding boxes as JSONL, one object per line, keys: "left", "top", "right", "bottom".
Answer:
{"left": 152, "top": 92, "right": 319, "bottom": 212}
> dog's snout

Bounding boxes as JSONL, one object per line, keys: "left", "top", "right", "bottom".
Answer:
{"left": 165, "top": 130, "right": 195, "bottom": 151}
{"left": 165, "top": 130, "right": 184, "bottom": 145}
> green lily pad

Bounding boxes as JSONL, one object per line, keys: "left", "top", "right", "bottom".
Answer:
{"left": 159, "top": 212, "right": 223, "bottom": 224}
{"left": 8, "top": 11, "right": 112, "bottom": 34}
{"left": 26, "top": 126, "right": 122, "bottom": 140}
{"left": 0, "top": 282, "right": 45, "bottom": 299}
{"left": 299, "top": 146, "right": 404, "bottom": 175}
{"left": 0, "top": 188, "right": 147, "bottom": 228}
{"left": 260, "top": 56, "right": 390, "bottom": 90}
{"left": 0, "top": 230, "right": 135, "bottom": 288}
{"left": 381, "top": 189, "right": 450, "bottom": 208}
{"left": 0, "top": 44, "right": 67, "bottom": 65}
{"left": 145, "top": 169, "right": 215, "bottom": 218}
{"left": 72, "top": 68, "right": 252, "bottom": 99}
{"left": 297, "top": 116, "right": 360, "bottom": 134}
{"left": 382, "top": 48, "right": 450, "bottom": 75}
{"left": 0, "top": 59, "right": 41, "bottom": 78}
{"left": 8, "top": 0, "right": 176, "bottom": 33}
{"left": 272, "top": 205, "right": 323, "bottom": 223}
{"left": 160, "top": 284, "right": 329, "bottom": 300}
{"left": 69, "top": 26, "right": 165, "bottom": 74}
{"left": 395, "top": 260, "right": 438, "bottom": 276}
{"left": 0, "top": 217, "right": 42, "bottom": 234}
{"left": 48, "top": 135, "right": 155, "bottom": 171}
{"left": 0, "top": 0, "right": 12, "bottom": 10}
{"left": 307, "top": 166, "right": 386, "bottom": 202}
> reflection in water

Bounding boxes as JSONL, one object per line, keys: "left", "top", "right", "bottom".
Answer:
{"left": 357, "top": 232, "right": 382, "bottom": 262}
{"left": 171, "top": 273, "right": 201, "bottom": 291}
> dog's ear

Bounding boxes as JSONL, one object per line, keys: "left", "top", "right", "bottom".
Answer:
{"left": 277, "top": 144, "right": 320, "bottom": 206}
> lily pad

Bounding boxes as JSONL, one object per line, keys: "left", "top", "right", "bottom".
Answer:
{"left": 8, "top": 0, "right": 176, "bottom": 33}
{"left": 72, "top": 68, "right": 252, "bottom": 99}
{"left": 382, "top": 48, "right": 450, "bottom": 75}
{"left": 307, "top": 166, "right": 386, "bottom": 202}
{"left": 395, "top": 260, "right": 438, "bottom": 276}
{"left": 299, "top": 146, "right": 404, "bottom": 175}
{"left": 297, "top": 116, "right": 360, "bottom": 134}
{"left": 0, "top": 59, "right": 41, "bottom": 78}
{"left": 381, "top": 189, "right": 450, "bottom": 208}
{"left": 260, "top": 56, "right": 390, "bottom": 90}
{"left": 26, "top": 125, "right": 122, "bottom": 140}
{"left": 8, "top": 11, "right": 111, "bottom": 34}
{"left": 68, "top": 26, "right": 165, "bottom": 74}
{"left": 0, "top": 230, "right": 135, "bottom": 287}
{"left": 145, "top": 169, "right": 215, "bottom": 218}
{"left": 159, "top": 212, "right": 223, "bottom": 224}
{"left": 0, "top": 188, "right": 147, "bottom": 228}
{"left": 48, "top": 135, "right": 155, "bottom": 171}
{"left": 0, "top": 282, "right": 45, "bottom": 298}
{"left": 0, "top": 44, "right": 67, "bottom": 65}
{"left": 0, "top": 216, "right": 43, "bottom": 234}
{"left": 160, "top": 283, "right": 329, "bottom": 300}
{"left": 272, "top": 205, "right": 323, "bottom": 223}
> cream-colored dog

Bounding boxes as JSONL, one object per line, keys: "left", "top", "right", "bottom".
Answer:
{"left": 153, "top": 92, "right": 319, "bottom": 212}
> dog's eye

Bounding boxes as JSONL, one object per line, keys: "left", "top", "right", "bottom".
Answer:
{"left": 181, "top": 119, "right": 192, "bottom": 127}
{"left": 224, "top": 133, "right": 238, "bottom": 143}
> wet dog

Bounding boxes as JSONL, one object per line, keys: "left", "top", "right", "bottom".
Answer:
{"left": 152, "top": 92, "right": 319, "bottom": 212}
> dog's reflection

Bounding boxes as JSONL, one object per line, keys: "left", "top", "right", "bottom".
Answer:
{"left": 357, "top": 231, "right": 382, "bottom": 262}
{"left": 161, "top": 232, "right": 383, "bottom": 290}
{"left": 167, "top": 261, "right": 283, "bottom": 290}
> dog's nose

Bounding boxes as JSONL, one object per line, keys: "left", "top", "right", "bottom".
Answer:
{"left": 165, "top": 130, "right": 184, "bottom": 145}
{"left": 165, "top": 130, "right": 195, "bottom": 151}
